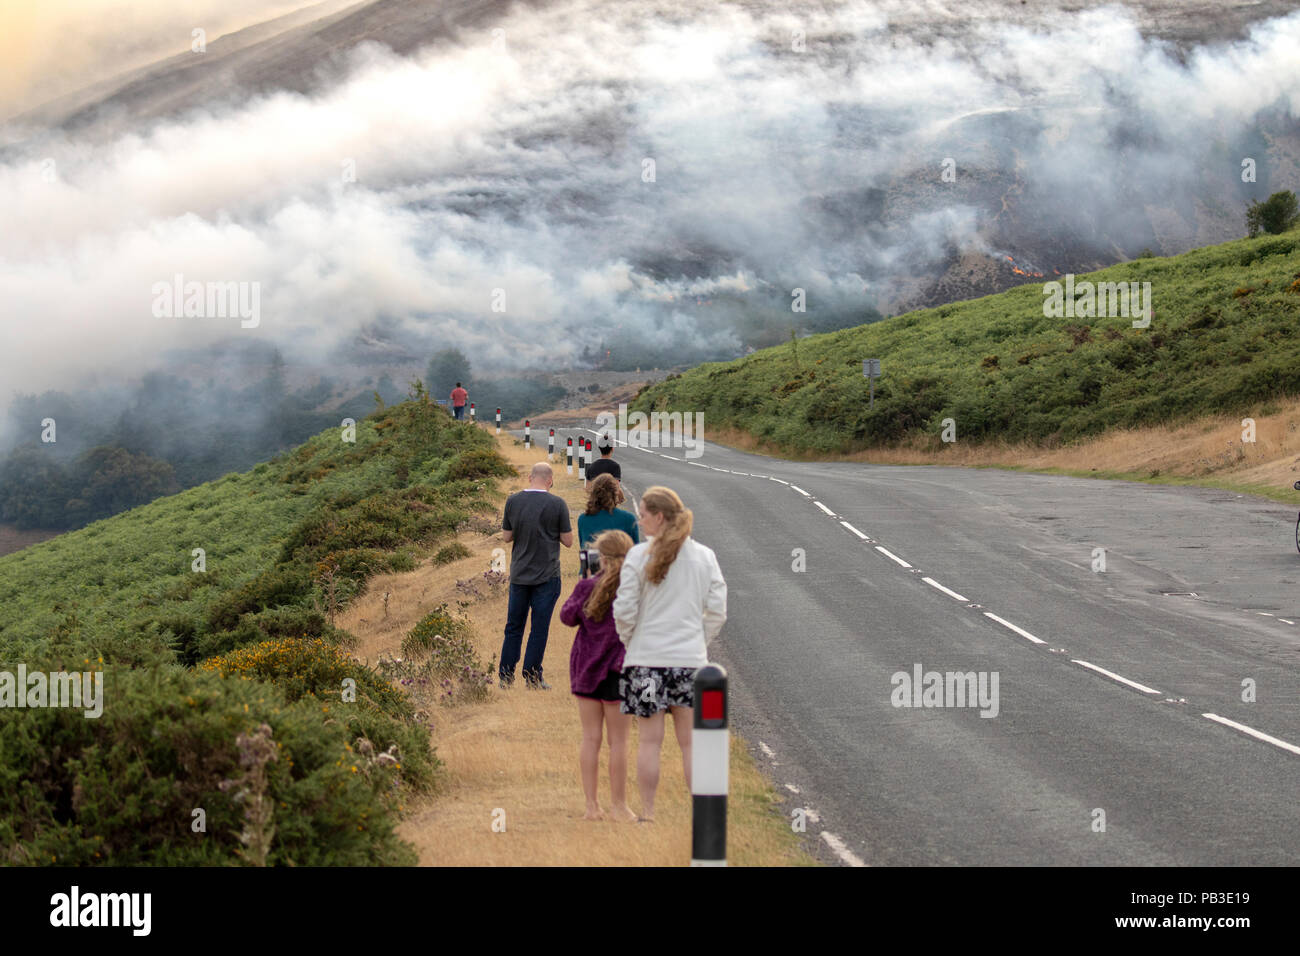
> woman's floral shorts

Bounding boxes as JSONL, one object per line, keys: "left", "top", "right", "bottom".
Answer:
{"left": 619, "top": 665, "right": 697, "bottom": 717}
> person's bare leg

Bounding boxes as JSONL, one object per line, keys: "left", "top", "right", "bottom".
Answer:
{"left": 636, "top": 712, "right": 666, "bottom": 821}
{"left": 604, "top": 702, "right": 636, "bottom": 821}
{"left": 577, "top": 697, "right": 605, "bottom": 819}
{"left": 670, "top": 706, "right": 694, "bottom": 792}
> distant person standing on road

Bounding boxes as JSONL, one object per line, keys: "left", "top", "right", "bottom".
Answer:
{"left": 613, "top": 485, "right": 726, "bottom": 822}
{"left": 584, "top": 437, "right": 620, "bottom": 490}
{"left": 577, "top": 474, "right": 638, "bottom": 551}
{"left": 450, "top": 382, "right": 468, "bottom": 420}
{"left": 500, "top": 462, "right": 573, "bottom": 689}
{"left": 559, "top": 529, "right": 638, "bottom": 822}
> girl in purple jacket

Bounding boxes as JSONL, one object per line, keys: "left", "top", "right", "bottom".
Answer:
{"left": 559, "top": 529, "right": 637, "bottom": 822}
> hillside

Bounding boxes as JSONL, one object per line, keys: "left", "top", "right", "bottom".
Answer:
{"left": 0, "top": 394, "right": 514, "bottom": 865}
{"left": 631, "top": 229, "right": 1300, "bottom": 456}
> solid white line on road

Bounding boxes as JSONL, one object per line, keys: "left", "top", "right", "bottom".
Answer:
{"left": 630, "top": 497, "right": 640, "bottom": 519}
{"left": 769, "top": 478, "right": 789, "bottom": 485}
{"left": 791, "top": 485, "right": 810, "bottom": 496}
{"left": 1201, "top": 713, "right": 1300, "bottom": 756}
{"left": 688, "top": 461, "right": 706, "bottom": 467}
{"left": 922, "top": 577, "right": 968, "bottom": 602}
{"left": 1070, "top": 659, "right": 1161, "bottom": 695}
{"left": 840, "top": 521, "right": 869, "bottom": 540}
{"left": 814, "top": 501, "right": 835, "bottom": 516}
{"left": 820, "top": 831, "right": 868, "bottom": 867}
{"left": 983, "top": 611, "right": 1046, "bottom": 645}
{"left": 875, "top": 546, "right": 912, "bottom": 569}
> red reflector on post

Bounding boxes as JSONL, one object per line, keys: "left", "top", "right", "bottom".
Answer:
{"left": 700, "top": 689, "right": 724, "bottom": 721}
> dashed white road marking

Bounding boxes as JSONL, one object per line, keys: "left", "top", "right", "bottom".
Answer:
{"left": 791, "top": 485, "right": 810, "bottom": 496}
{"left": 1281, "top": 619, "right": 1296, "bottom": 625}
{"left": 1257, "top": 612, "right": 1274, "bottom": 617}
{"left": 840, "top": 521, "right": 869, "bottom": 540}
{"left": 820, "top": 831, "right": 868, "bottom": 867}
{"left": 922, "top": 577, "right": 968, "bottom": 602}
{"left": 1202, "top": 713, "right": 1300, "bottom": 756}
{"left": 814, "top": 501, "right": 835, "bottom": 516}
{"left": 1070, "top": 659, "right": 1161, "bottom": 695}
{"left": 784, "top": 783, "right": 801, "bottom": 794}
{"left": 688, "top": 461, "right": 705, "bottom": 467}
{"left": 983, "top": 611, "right": 1046, "bottom": 645}
{"left": 875, "top": 546, "right": 912, "bottom": 569}
{"left": 758, "top": 741, "right": 776, "bottom": 759}
{"left": 769, "top": 477, "right": 789, "bottom": 485}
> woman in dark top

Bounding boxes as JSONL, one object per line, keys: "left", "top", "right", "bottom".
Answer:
{"left": 577, "top": 473, "right": 639, "bottom": 550}
{"left": 559, "top": 529, "right": 637, "bottom": 822}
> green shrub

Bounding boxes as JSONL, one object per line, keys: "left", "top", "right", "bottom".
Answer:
{"left": 402, "top": 605, "right": 480, "bottom": 678}
{"left": 434, "top": 542, "right": 472, "bottom": 565}
{"left": 0, "top": 666, "right": 418, "bottom": 865}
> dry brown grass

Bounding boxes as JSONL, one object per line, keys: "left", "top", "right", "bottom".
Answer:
{"left": 339, "top": 427, "right": 814, "bottom": 866}
{"left": 702, "top": 399, "right": 1300, "bottom": 494}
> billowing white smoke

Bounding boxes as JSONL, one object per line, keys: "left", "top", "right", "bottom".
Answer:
{"left": 1, "top": 0, "right": 1298, "bottom": 400}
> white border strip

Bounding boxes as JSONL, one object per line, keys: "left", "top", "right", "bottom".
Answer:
{"left": 1071, "top": 659, "right": 1161, "bottom": 695}
{"left": 840, "top": 521, "right": 869, "bottom": 540}
{"left": 875, "top": 546, "right": 911, "bottom": 569}
{"left": 820, "top": 831, "right": 868, "bottom": 867}
{"left": 1202, "top": 713, "right": 1300, "bottom": 756}
{"left": 922, "top": 577, "right": 968, "bottom": 602}
{"left": 983, "top": 611, "right": 1046, "bottom": 645}
{"left": 814, "top": 501, "right": 835, "bottom": 516}
{"left": 791, "top": 485, "right": 810, "bottom": 496}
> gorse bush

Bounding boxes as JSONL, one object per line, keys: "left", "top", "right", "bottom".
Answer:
{"left": 0, "top": 667, "right": 417, "bottom": 865}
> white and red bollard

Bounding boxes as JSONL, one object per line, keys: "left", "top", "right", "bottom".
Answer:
{"left": 524, "top": 420, "right": 531, "bottom": 449}
{"left": 691, "top": 664, "right": 728, "bottom": 867}
{"left": 469, "top": 402, "right": 475, "bottom": 422}
{"left": 577, "top": 439, "right": 586, "bottom": 481}
{"left": 548, "top": 428, "right": 555, "bottom": 460}
{"left": 495, "top": 407, "right": 501, "bottom": 435}
{"left": 566, "top": 437, "right": 574, "bottom": 475}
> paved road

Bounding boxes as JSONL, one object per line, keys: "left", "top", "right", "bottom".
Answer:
{"left": 524, "top": 425, "right": 1300, "bottom": 865}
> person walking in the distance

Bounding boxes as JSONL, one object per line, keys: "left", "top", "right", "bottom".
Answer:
{"left": 500, "top": 462, "right": 573, "bottom": 688}
{"left": 613, "top": 485, "right": 726, "bottom": 821}
{"left": 450, "top": 382, "right": 468, "bottom": 420}
{"left": 559, "top": 529, "right": 638, "bottom": 822}
{"left": 584, "top": 437, "right": 620, "bottom": 490}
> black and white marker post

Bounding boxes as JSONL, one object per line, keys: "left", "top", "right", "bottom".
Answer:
{"left": 524, "top": 420, "right": 531, "bottom": 449}
{"left": 566, "top": 437, "right": 574, "bottom": 475}
{"left": 584, "top": 438, "right": 593, "bottom": 473}
{"left": 548, "top": 428, "right": 555, "bottom": 459}
{"left": 469, "top": 402, "right": 475, "bottom": 422}
{"left": 495, "top": 408, "right": 501, "bottom": 435}
{"left": 577, "top": 439, "right": 586, "bottom": 481}
{"left": 691, "top": 664, "right": 728, "bottom": 867}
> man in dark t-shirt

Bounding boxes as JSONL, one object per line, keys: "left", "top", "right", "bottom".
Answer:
{"left": 583, "top": 440, "right": 620, "bottom": 489}
{"left": 499, "top": 461, "right": 573, "bottom": 688}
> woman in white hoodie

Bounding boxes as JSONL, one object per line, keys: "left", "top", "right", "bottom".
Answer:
{"left": 613, "top": 485, "right": 727, "bottom": 821}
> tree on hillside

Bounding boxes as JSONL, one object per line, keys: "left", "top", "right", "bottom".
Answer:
{"left": 1246, "top": 190, "right": 1300, "bottom": 237}
{"left": 425, "top": 348, "right": 474, "bottom": 402}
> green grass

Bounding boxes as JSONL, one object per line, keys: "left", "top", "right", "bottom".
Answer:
{"left": 0, "top": 397, "right": 514, "bottom": 865}
{"left": 632, "top": 228, "right": 1300, "bottom": 455}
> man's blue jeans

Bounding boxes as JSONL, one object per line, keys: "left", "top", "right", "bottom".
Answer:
{"left": 499, "top": 576, "right": 562, "bottom": 684}
{"left": 453, "top": 404, "right": 465, "bottom": 420}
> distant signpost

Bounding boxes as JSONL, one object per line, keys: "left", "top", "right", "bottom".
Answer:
{"left": 863, "top": 359, "right": 881, "bottom": 409}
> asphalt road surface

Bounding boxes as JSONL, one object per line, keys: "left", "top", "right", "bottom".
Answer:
{"left": 522, "top": 425, "right": 1300, "bottom": 866}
